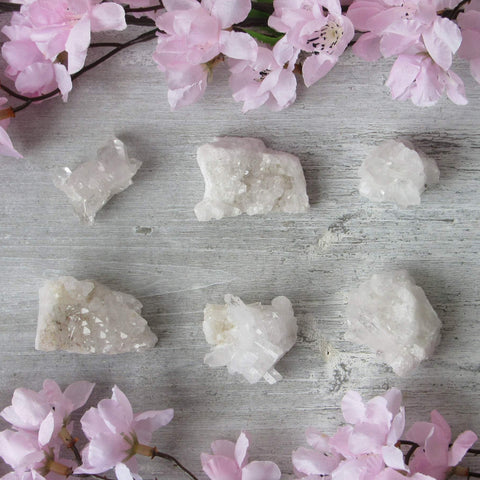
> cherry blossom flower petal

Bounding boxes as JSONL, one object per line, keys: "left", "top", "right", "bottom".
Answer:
{"left": 65, "top": 15, "right": 91, "bottom": 74}
{"left": 0, "top": 127, "right": 22, "bottom": 159}
{"left": 62, "top": 381, "right": 95, "bottom": 412}
{"left": 115, "top": 462, "right": 134, "bottom": 480}
{"left": 234, "top": 431, "right": 250, "bottom": 468}
{"left": 422, "top": 17, "right": 462, "bottom": 70}
{"left": 341, "top": 390, "right": 365, "bottom": 424}
{"left": 305, "top": 428, "right": 330, "bottom": 451}
{"left": 90, "top": 3, "right": 127, "bottom": 32}
{"left": 219, "top": 31, "right": 258, "bottom": 61}
{"left": 211, "top": 440, "right": 236, "bottom": 458}
{"left": 448, "top": 430, "right": 478, "bottom": 466}
{"left": 166, "top": 64, "right": 208, "bottom": 110}
{"left": 133, "top": 409, "right": 174, "bottom": 444}
{"left": 382, "top": 445, "right": 407, "bottom": 471}
{"left": 241, "top": 461, "right": 281, "bottom": 480}
{"left": 202, "top": 0, "right": 251, "bottom": 28}
{"left": 201, "top": 453, "right": 241, "bottom": 480}
{"left": 38, "top": 411, "right": 55, "bottom": 447}
{"left": 302, "top": 53, "right": 336, "bottom": 87}
{"left": 292, "top": 447, "right": 340, "bottom": 475}
{"left": 352, "top": 32, "right": 382, "bottom": 61}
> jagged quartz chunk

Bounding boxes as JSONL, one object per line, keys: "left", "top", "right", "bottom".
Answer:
{"left": 359, "top": 139, "right": 440, "bottom": 207}
{"left": 346, "top": 270, "right": 441, "bottom": 376}
{"left": 54, "top": 138, "right": 142, "bottom": 223}
{"left": 194, "top": 137, "right": 309, "bottom": 221}
{"left": 36, "top": 276, "right": 157, "bottom": 354}
{"left": 203, "top": 294, "right": 298, "bottom": 384}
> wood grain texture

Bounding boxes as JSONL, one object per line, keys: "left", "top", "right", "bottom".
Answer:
{"left": 0, "top": 26, "right": 479, "bottom": 479}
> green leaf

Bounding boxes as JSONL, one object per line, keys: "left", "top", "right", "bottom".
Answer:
{"left": 247, "top": 8, "right": 270, "bottom": 19}
{"left": 241, "top": 28, "right": 283, "bottom": 46}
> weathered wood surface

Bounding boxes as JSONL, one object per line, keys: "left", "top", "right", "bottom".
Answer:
{"left": 0, "top": 26, "right": 479, "bottom": 479}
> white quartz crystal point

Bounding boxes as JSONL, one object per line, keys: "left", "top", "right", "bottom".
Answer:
{"left": 346, "top": 270, "right": 441, "bottom": 376}
{"left": 36, "top": 276, "right": 157, "bottom": 354}
{"left": 53, "top": 138, "right": 142, "bottom": 223}
{"left": 359, "top": 139, "right": 440, "bottom": 207}
{"left": 194, "top": 137, "right": 309, "bottom": 221}
{"left": 203, "top": 294, "right": 298, "bottom": 384}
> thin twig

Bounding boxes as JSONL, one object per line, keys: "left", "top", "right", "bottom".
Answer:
{"left": 0, "top": 2, "right": 20, "bottom": 12}
{"left": 3, "top": 28, "right": 159, "bottom": 111}
{"left": 153, "top": 451, "right": 199, "bottom": 480}
{"left": 405, "top": 443, "right": 418, "bottom": 465}
{"left": 70, "top": 443, "right": 83, "bottom": 465}
{"left": 125, "top": 4, "right": 163, "bottom": 14}
{"left": 251, "top": 2, "right": 274, "bottom": 14}
{"left": 90, "top": 42, "right": 123, "bottom": 48}
{"left": 441, "top": 0, "right": 472, "bottom": 19}
{"left": 126, "top": 15, "right": 156, "bottom": 27}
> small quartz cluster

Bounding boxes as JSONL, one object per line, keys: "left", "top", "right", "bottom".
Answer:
{"left": 203, "top": 294, "right": 298, "bottom": 384}
{"left": 194, "top": 137, "right": 309, "bottom": 221}
{"left": 36, "top": 276, "right": 157, "bottom": 354}
{"left": 346, "top": 270, "right": 441, "bottom": 376}
{"left": 54, "top": 138, "right": 142, "bottom": 223}
{"left": 359, "top": 139, "right": 440, "bottom": 207}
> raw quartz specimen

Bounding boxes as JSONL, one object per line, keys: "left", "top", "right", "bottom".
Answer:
{"left": 203, "top": 294, "right": 298, "bottom": 384}
{"left": 346, "top": 270, "right": 441, "bottom": 376}
{"left": 194, "top": 137, "right": 309, "bottom": 221}
{"left": 359, "top": 139, "right": 440, "bottom": 207}
{"left": 36, "top": 276, "right": 157, "bottom": 354}
{"left": 54, "top": 138, "right": 142, "bottom": 223}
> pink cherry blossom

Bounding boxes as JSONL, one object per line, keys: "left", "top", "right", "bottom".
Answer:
{"left": 116, "top": 1, "right": 163, "bottom": 19}
{"left": 1, "top": 380, "right": 94, "bottom": 447}
{"left": 1, "top": 13, "right": 72, "bottom": 100}
{"left": 229, "top": 45, "right": 297, "bottom": 112}
{"left": 376, "top": 468, "right": 436, "bottom": 480}
{"left": 75, "top": 385, "right": 173, "bottom": 480}
{"left": 457, "top": 9, "right": 480, "bottom": 84}
{"left": 293, "top": 389, "right": 407, "bottom": 480}
{"left": 406, "top": 410, "right": 478, "bottom": 480}
{"left": 153, "top": 0, "right": 257, "bottom": 109}
{"left": 347, "top": 0, "right": 462, "bottom": 70}
{"left": 0, "top": 97, "right": 22, "bottom": 159}
{"left": 201, "top": 431, "right": 281, "bottom": 480}
{"left": 18, "top": 0, "right": 127, "bottom": 74}
{"left": 268, "top": 0, "right": 354, "bottom": 87}
{"left": 0, "top": 430, "right": 45, "bottom": 472}
{"left": 386, "top": 51, "right": 467, "bottom": 106}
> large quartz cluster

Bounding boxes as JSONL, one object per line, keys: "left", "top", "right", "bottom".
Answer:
{"left": 203, "top": 294, "right": 298, "bottom": 384}
{"left": 54, "top": 138, "right": 142, "bottom": 223}
{"left": 194, "top": 137, "right": 309, "bottom": 221}
{"left": 36, "top": 276, "right": 157, "bottom": 354}
{"left": 359, "top": 139, "right": 440, "bottom": 207}
{"left": 346, "top": 270, "right": 441, "bottom": 376}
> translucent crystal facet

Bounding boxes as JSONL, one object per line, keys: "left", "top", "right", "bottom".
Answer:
{"left": 36, "top": 276, "right": 157, "bottom": 354}
{"left": 359, "top": 139, "right": 440, "bottom": 207}
{"left": 346, "top": 270, "right": 442, "bottom": 376}
{"left": 194, "top": 137, "right": 309, "bottom": 221}
{"left": 54, "top": 138, "right": 142, "bottom": 223}
{"left": 203, "top": 294, "right": 298, "bottom": 384}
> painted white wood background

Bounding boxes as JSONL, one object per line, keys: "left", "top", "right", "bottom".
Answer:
{"left": 0, "top": 23, "right": 479, "bottom": 480}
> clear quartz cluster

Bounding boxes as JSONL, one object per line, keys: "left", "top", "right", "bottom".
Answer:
{"left": 194, "top": 137, "right": 309, "bottom": 221}
{"left": 36, "top": 276, "right": 157, "bottom": 354}
{"left": 203, "top": 294, "right": 298, "bottom": 384}
{"left": 346, "top": 270, "right": 442, "bottom": 376}
{"left": 359, "top": 139, "right": 440, "bottom": 207}
{"left": 54, "top": 138, "right": 142, "bottom": 223}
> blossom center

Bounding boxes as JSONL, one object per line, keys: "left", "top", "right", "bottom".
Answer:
{"left": 255, "top": 68, "right": 272, "bottom": 82}
{"left": 306, "top": 20, "right": 343, "bottom": 54}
